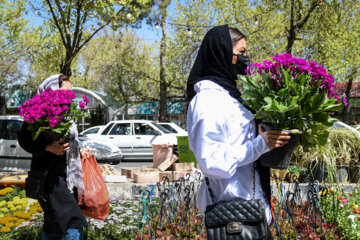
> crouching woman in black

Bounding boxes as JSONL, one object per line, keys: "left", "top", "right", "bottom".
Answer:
{"left": 18, "top": 74, "right": 87, "bottom": 240}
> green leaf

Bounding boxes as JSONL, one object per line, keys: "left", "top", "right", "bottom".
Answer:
{"left": 308, "top": 93, "right": 326, "bottom": 113}
{"left": 32, "top": 126, "right": 50, "bottom": 141}
{"left": 263, "top": 97, "right": 289, "bottom": 113}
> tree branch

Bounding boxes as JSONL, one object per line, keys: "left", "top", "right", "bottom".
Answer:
{"left": 54, "top": 0, "right": 72, "bottom": 49}
{"left": 71, "top": 1, "right": 83, "bottom": 52}
{"left": 45, "top": 0, "right": 67, "bottom": 48}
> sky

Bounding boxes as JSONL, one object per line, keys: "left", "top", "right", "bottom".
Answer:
{"left": 24, "top": 1, "right": 178, "bottom": 45}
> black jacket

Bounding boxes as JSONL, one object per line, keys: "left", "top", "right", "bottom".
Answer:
{"left": 18, "top": 122, "right": 88, "bottom": 234}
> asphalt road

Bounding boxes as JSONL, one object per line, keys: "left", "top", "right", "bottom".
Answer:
{"left": 113, "top": 160, "right": 153, "bottom": 169}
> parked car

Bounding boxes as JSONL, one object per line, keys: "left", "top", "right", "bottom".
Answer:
{"left": 158, "top": 122, "right": 188, "bottom": 135}
{"left": 330, "top": 120, "right": 360, "bottom": 138}
{"left": 80, "top": 125, "right": 106, "bottom": 136}
{"left": 0, "top": 115, "right": 123, "bottom": 171}
{"left": 87, "top": 120, "right": 182, "bottom": 160}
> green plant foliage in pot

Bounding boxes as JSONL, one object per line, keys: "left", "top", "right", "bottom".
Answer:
{"left": 239, "top": 53, "right": 347, "bottom": 168}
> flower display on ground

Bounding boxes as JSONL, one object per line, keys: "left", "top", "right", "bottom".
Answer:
{"left": 18, "top": 89, "right": 89, "bottom": 140}
{"left": 1, "top": 183, "right": 359, "bottom": 239}
{"left": 240, "top": 53, "right": 346, "bottom": 149}
{"left": 0, "top": 186, "right": 43, "bottom": 240}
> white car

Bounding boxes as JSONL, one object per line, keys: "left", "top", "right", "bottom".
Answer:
{"left": 158, "top": 122, "right": 188, "bottom": 136}
{"left": 80, "top": 125, "right": 106, "bottom": 136}
{"left": 87, "top": 120, "right": 182, "bottom": 160}
{"left": 330, "top": 120, "right": 360, "bottom": 138}
{"left": 0, "top": 116, "right": 123, "bottom": 171}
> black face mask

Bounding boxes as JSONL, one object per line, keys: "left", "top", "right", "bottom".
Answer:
{"left": 231, "top": 54, "right": 250, "bottom": 78}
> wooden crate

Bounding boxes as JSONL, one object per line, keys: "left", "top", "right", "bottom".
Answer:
{"left": 172, "top": 162, "right": 195, "bottom": 171}
{"left": 133, "top": 171, "right": 160, "bottom": 183}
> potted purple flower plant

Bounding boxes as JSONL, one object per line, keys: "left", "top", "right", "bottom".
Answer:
{"left": 239, "top": 53, "right": 347, "bottom": 169}
{"left": 18, "top": 88, "right": 89, "bottom": 140}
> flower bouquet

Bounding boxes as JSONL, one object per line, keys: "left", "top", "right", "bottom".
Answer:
{"left": 18, "top": 88, "right": 89, "bottom": 141}
{"left": 239, "top": 53, "right": 346, "bottom": 168}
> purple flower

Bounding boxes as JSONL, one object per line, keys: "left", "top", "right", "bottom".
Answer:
{"left": 247, "top": 53, "right": 344, "bottom": 105}
{"left": 82, "top": 95, "right": 90, "bottom": 104}
{"left": 79, "top": 101, "right": 86, "bottom": 109}
{"left": 18, "top": 89, "right": 86, "bottom": 139}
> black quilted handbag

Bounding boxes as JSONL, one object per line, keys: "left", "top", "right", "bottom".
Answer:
{"left": 204, "top": 165, "right": 269, "bottom": 240}
{"left": 25, "top": 159, "right": 54, "bottom": 201}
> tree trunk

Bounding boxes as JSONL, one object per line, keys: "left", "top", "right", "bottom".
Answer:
{"left": 0, "top": 96, "right": 6, "bottom": 115}
{"left": 60, "top": 52, "right": 73, "bottom": 78}
{"left": 159, "top": 10, "right": 167, "bottom": 122}
{"left": 286, "top": 0, "right": 295, "bottom": 54}
{"left": 339, "top": 77, "right": 353, "bottom": 124}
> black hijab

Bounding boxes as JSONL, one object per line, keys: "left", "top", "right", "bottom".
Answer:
{"left": 186, "top": 25, "right": 241, "bottom": 102}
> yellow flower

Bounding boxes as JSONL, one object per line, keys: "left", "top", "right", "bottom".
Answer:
{"left": 1, "top": 208, "right": 8, "bottom": 213}
{"left": 353, "top": 205, "right": 359, "bottom": 209}
{"left": 0, "top": 213, "right": 4, "bottom": 218}
{"left": 0, "top": 227, "right": 11, "bottom": 233}
{"left": 0, "top": 218, "right": 8, "bottom": 225}
{"left": 10, "top": 207, "right": 16, "bottom": 211}
{"left": 13, "top": 196, "right": 20, "bottom": 201}
{"left": 5, "top": 222, "right": 14, "bottom": 228}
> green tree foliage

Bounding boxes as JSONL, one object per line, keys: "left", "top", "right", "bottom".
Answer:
{"left": 30, "top": 0, "right": 154, "bottom": 77}
{"left": 0, "top": 0, "right": 38, "bottom": 114}
{"left": 77, "top": 29, "right": 158, "bottom": 105}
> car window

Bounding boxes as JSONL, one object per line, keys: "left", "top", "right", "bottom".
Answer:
{"left": 1, "top": 120, "right": 23, "bottom": 140}
{"left": 151, "top": 122, "right": 171, "bottom": 134}
{"left": 0, "top": 120, "right": 6, "bottom": 139}
{"left": 83, "top": 128, "right": 99, "bottom": 135}
{"left": 160, "top": 124, "right": 178, "bottom": 133}
{"left": 101, "top": 123, "right": 115, "bottom": 135}
{"left": 134, "top": 123, "right": 157, "bottom": 135}
{"left": 109, "top": 123, "right": 132, "bottom": 135}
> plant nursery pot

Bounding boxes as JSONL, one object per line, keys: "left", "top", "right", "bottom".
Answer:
{"left": 349, "top": 165, "right": 360, "bottom": 183}
{"left": 259, "top": 125, "right": 301, "bottom": 169}
{"left": 43, "top": 130, "right": 69, "bottom": 143}
{"left": 310, "top": 161, "right": 327, "bottom": 182}
{"left": 298, "top": 174, "right": 309, "bottom": 183}
{"left": 336, "top": 165, "right": 349, "bottom": 183}
{"left": 278, "top": 170, "right": 289, "bottom": 181}
{"left": 289, "top": 173, "right": 300, "bottom": 183}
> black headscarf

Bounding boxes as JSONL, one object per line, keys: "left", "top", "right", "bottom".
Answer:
{"left": 187, "top": 24, "right": 272, "bottom": 207}
{"left": 186, "top": 25, "right": 241, "bottom": 102}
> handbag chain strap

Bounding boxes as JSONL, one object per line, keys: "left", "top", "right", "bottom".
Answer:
{"left": 205, "top": 164, "right": 256, "bottom": 204}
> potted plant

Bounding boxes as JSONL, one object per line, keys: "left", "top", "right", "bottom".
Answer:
{"left": 239, "top": 53, "right": 347, "bottom": 169}
{"left": 327, "top": 129, "right": 360, "bottom": 183}
{"left": 18, "top": 88, "right": 89, "bottom": 141}
{"left": 286, "top": 165, "right": 300, "bottom": 183}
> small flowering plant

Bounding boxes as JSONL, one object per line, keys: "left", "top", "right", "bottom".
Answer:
{"left": 239, "top": 53, "right": 347, "bottom": 149}
{"left": 18, "top": 88, "right": 89, "bottom": 140}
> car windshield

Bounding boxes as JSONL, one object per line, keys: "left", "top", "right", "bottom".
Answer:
{"left": 151, "top": 122, "right": 171, "bottom": 134}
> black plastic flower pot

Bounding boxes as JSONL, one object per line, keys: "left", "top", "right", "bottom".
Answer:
{"left": 259, "top": 125, "right": 301, "bottom": 170}
{"left": 349, "top": 165, "right": 360, "bottom": 183}
{"left": 43, "top": 130, "right": 69, "bottom": 144}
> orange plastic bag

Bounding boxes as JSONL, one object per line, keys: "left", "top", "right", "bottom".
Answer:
{"left": 78, "top": 150, "right": 110, "bottom": 221}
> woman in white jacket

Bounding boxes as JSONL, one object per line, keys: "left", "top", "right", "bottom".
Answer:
{"left": 186, "top": 25, "right": 291, "bottom": 239}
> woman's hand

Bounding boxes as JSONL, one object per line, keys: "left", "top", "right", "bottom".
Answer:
{"left": 258, "top": 125, "right": 291, "bottom": 150}
{"left": 45, "top": 139, "right": 69, "bottom": 156}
